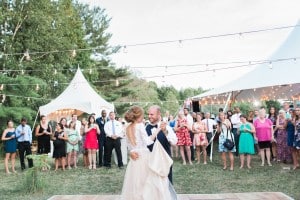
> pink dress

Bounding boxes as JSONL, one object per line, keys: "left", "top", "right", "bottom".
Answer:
{"left": 193, "top": 122, "right": 208, "bottom": 146}
{"left": 254, "top": 119, "right": 273, "bottom": 142}
{"left": 84, "top": 126, "right": 98, "bottom": 149}
{"left": 176, "top": 118, "right": 192, "bottom": 146}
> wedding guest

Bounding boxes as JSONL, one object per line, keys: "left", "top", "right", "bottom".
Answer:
{"left": 104, "top": 112, "right": 123, "bottom": 169}
{"left": 96, "top": 109, "right": 109, "bottom": 167}
{"left": 247, "top": 111, "right": 254, "bottom": 123}
{"left": 238, "top": 115, "right": 255, "bottom": 169}
{"left": 35, "top": 115, "right": 52, "bottom": 155}
{"left": 85, "top": 115, "right": 100, "bottom": 169}
{"left": 1, "top": 120, "right": 17, "bottom": 173}
{"left": 174, "top": 110, "right": 192, "bottom": 165}
{"left": 80, "top": 118, "right": 89, "bottom": 167}
{"left": 276, "top": 110, "right": 292, "bottom": 163}
{"left": 60, "top": 117, "right": 68, "bottom": 129}
{"left": 183, "top": 108, "right": 194, "bottom": 161}
{"left": 202, "top": 112, "right": 217, "bottom": 156}
{"left": 292, "top": 108, "right": 300, "bottom": 170}
{"left": 217, "top": 112, "right": 235, "bottom": 171}
{"left": 52, "top": 123, "right": 68, "bottom": 171}
{"left": 66, "top": 121, "right": 80, "bottom": 169}
{"left": 192, "top": 113, "right": 208, "bottom": 164}
{"left": 268, "top": 106, "right": 278, "bottom": 160}
{"left": 231, "top": 107, "right": 241, "bottom": 157}
{"left": 253, "top": 109, "right": 274, "bottom": 166}
{"left": 169, "top": 115, "right": 178, "bottom": 158}
{"left": 15, "top": 118, "right": 33, "bottom": 170}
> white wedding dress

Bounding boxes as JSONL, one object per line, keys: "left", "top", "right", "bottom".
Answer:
{"left": 121, "top": 123, "right": 174, "bottom": 200}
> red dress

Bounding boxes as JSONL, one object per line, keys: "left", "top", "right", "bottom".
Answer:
{"left": 176, "top": 118, "right": 192, "bottom": 146}
{"left": 84, "top": 127, "right": 98, "bottom": 149}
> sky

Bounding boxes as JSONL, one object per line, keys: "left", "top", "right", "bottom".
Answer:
{"left": 81, "top": 0, "right": 300, "bottom": 90}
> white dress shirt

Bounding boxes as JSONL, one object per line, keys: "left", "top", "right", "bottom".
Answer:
{"left": 15, "top": 124, "right": 32, "bottom": 143}
{"left": 104, "top": 120, "right": 123, "bottom": 138}
{"left": 202, "top": 118, "right": 217, "bottom": 133}
{"left": 231, "top": 113, "right": 241, "bottom": 129}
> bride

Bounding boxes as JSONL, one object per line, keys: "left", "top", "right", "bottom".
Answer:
{"left": 121, "top": 106, "right": 175, "bottom": 200}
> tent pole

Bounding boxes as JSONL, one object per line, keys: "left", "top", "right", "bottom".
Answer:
{"left": 223, "top": 92, "right": 232, "bottom": 112}
{"left": 32, "top": 109, "right": 40, "bottom": 135}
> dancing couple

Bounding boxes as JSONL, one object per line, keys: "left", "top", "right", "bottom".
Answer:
{"left": 121, "top": 105, "right": 178, "bottom": 200}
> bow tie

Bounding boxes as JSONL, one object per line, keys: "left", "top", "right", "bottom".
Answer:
{"left": 149, "top": 124, "right": 158, "bottom": 128}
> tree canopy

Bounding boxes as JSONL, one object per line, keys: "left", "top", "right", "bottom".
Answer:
{"left": 0, "top": 0, "right": 204, "bottom": 131}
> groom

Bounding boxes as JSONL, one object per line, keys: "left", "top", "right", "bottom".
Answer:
{"left": 146, "top": 105, "right": 178, "bottom": 183}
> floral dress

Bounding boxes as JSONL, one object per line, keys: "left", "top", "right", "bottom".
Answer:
{"left": 294, "top": 120, "right": 300, "bottom": 149}
{"left": 218, "top": 122, "right": 236, "bottom": 153}
{"left": 176, "top": 118, "right": 192, "bottom": 146}
{"left": 276, "top": 118, "right": 291, "bottom": 162}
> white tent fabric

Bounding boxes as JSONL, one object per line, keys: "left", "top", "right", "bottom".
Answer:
{"left": 192, "top": 22, "right": 300, "bottom": 103}
{"left": 39, "top": 68, "right": 114, "bottom": 117}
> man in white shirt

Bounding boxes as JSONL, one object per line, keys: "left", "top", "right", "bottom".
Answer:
{"left": 15, "top": 118, "right": 33, "bottom": 170}
{"left": 104, "top": 111, "right": 123, "bottom": 168}
{"left": 183, "top": 107, "right": 194, "bottom": 161}
{"left": 231, "top": 106, "right": 241, "bottom": 156}
{"left": 202, "top": 112, "right": 217, "bottom": 155}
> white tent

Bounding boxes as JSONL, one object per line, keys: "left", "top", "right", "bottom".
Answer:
{"left": 192, "top": 22, "right": 300, "bottom": 105}
{"left": 39, "top": 68, "right": 114, "bottom": 118}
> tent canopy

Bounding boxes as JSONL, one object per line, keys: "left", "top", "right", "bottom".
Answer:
{"left": 39, "top": 68, "right": 114, "bottom": 118}
{"left": 192, "top": 22, "right": 300, "bottom": 104}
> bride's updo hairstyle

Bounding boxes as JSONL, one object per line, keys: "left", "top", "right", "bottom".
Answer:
{"left": 124, "top": 106, "right": 144, "bottom": 123}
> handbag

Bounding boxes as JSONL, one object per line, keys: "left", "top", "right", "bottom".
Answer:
{"left": 223, "top": 128, "right": 235, "bottom": 150}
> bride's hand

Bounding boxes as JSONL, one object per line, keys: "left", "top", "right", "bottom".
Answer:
{"left": 130, "top": 152, "right": 139, "bottom": 160}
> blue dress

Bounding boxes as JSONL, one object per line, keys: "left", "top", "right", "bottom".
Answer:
{"left": 286, "top": 120, "right": 295, "bottom": 147}
{"left": 5, "top": 131, "right": 17, "bottom": 153}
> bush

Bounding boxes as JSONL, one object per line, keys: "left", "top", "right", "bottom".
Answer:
{"left": 23, "top": 154, "right": 51, "bottom": 193}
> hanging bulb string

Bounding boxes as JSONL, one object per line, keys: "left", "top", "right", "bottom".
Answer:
{"left": 1, "top": 24, "right": 299, "bottom": 57}
{"left": 0, "top": 56, "right": 299, "bottom": 86}
{"left": 122, "top": 24, "right": 300, "bottom": 47}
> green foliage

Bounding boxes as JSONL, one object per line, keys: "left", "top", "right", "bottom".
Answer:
{"left": 232, "top": 102, "right": 254, "bottom": 115}
{"left": 24, "top": 154, "right": 51, "bottom": 193}
{"left": 265, "top": 100, "right": 281, "bottom": 113}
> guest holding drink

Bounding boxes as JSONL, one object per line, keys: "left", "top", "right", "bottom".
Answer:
{"left": 35, "top": 115, "right": 52, "bottom": 155}
{"left": 84, "top": 115, "right": 100, "bottom": 169}
{"left": 192, "top": 113, "right": 208, "bottom": 164}
{"left": 66, "top": 121, "right": 80, "bottom": 169}
{"left": 52, "top": 123, "right": 68, "bottom": 171}
{"left": 1, "top": 120, "right": 17, "bottom": 174}
{"left": 238, "top": 115, "right": 255, "bottom": 169}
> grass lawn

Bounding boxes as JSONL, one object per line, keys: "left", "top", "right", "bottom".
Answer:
{"left": 0, "top": 147, "right": 299, "bottom": 200}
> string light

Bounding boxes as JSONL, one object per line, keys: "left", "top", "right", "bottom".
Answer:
{"left": 35, "top": 84, "right": 40, "bottom": 91}
{"left": 71, "top": 50, "right": 76, "bottom": 58}
{"left": 2, "top": 24, "right": 299, "bottom": 57}
{"left": 0, "top": 84, "right": 3, "bottom": 90}
{"left": 268, "top": 62, "right": 273, "bottom": 69}
{"left": 115, "top": 79, "right": 119, "bottom": 87}
{"left": 54, "top": 69, "right": 57, "bottom": 74}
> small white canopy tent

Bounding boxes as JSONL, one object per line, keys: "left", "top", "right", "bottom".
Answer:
{"left": 39, "top": 68, "right": 114, "bottom": 119}
{"left": 192, "top": 22, "right": 300, "bottom": 105}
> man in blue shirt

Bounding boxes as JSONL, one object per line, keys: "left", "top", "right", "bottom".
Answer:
{"left": 15, "top": 118, "right": 33, "bottom": 170}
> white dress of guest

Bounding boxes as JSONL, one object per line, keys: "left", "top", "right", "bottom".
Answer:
{"left": 121, "top": 123, "right": 172, "bottom": 200}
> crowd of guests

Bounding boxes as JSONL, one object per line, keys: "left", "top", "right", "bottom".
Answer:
{"left": 2, "top": 102, "right": 300, "bottom": 173}
{"left": 165, "top": 103, "right": 300, "bottom": 171}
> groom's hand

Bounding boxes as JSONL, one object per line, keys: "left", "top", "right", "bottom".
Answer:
{"left": 130, "top": 152, "right": 139, "bottom": 160}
